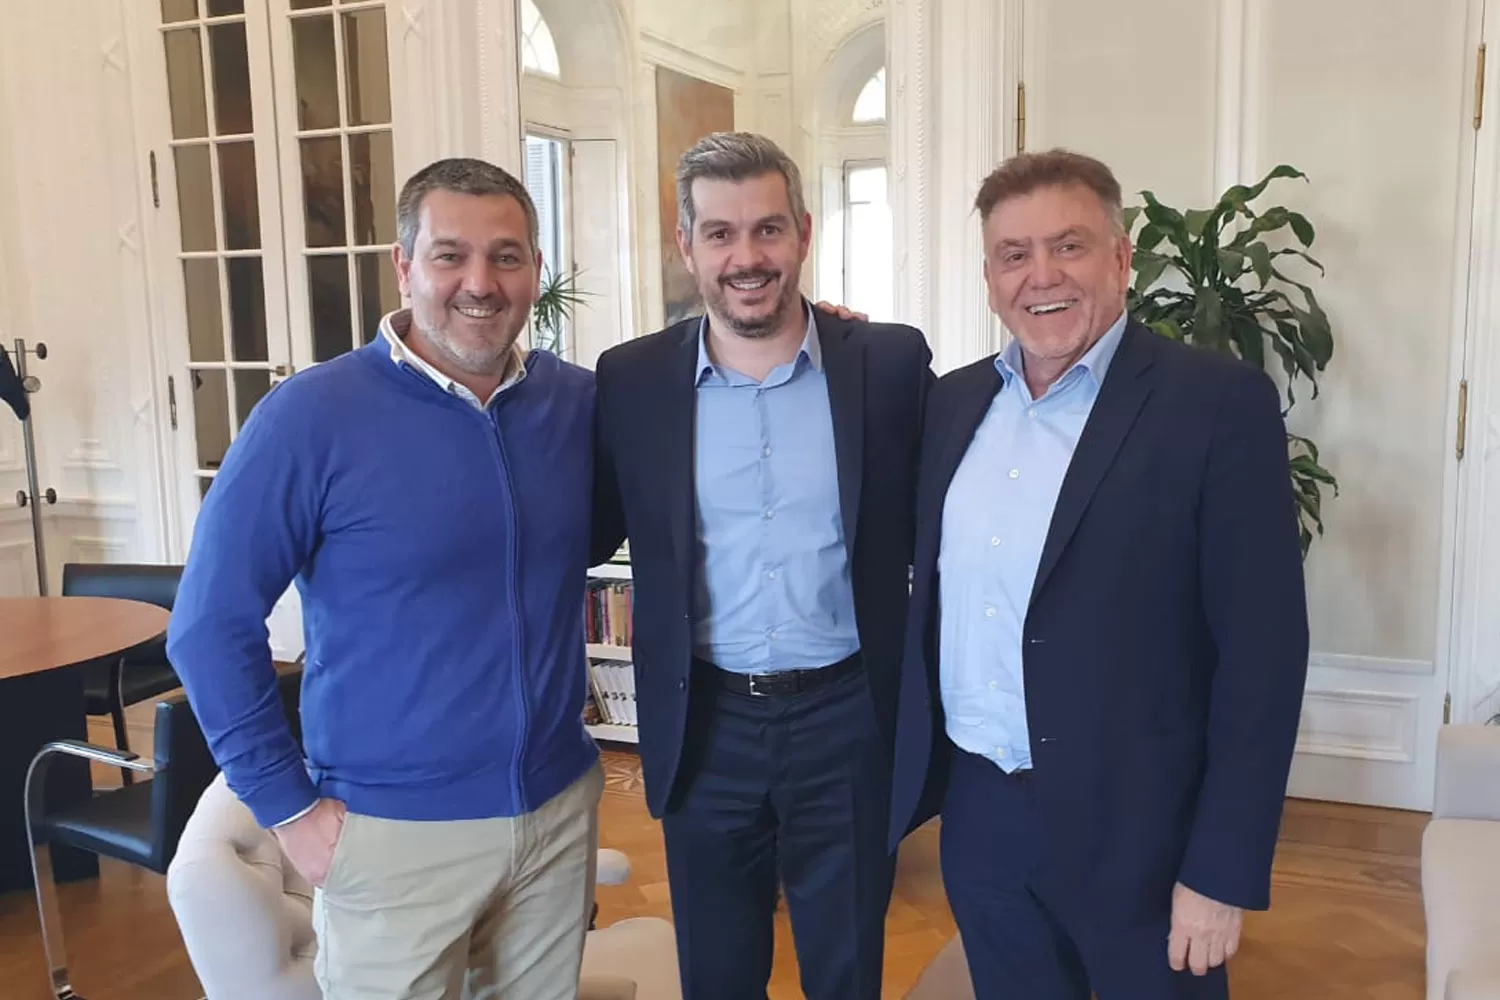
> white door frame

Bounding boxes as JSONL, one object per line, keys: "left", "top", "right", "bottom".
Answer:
{"left": 1447, "top": 0, "right": 1500, "bottom": 730}
{"left": 129, "top": 0, "right": 297, "bottom": 559}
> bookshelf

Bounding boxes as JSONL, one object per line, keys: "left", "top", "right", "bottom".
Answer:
{"left": 584, "top": 553, "right": 637, "bottom": 745}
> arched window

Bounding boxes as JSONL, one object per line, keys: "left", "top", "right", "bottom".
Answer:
{"left": 521, "top": 0, "right": 561, "bottom": 78}
{"left": 851, "top": 67, "right": 885, "bottom": 124}
{"left": 837, "top": 64, "right": 890, "bottom": 318}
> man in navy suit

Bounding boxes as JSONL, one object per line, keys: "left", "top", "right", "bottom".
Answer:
{"left": 888, "top": 149, "right": 1310, "bottom": 998}
{"left": 592, "top": 131, "right": 931, "bottom": 1000}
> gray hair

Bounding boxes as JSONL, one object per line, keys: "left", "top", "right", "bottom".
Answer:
{"left": 974, "top": 148, "right": 1127, "bottom": 236}
{"left": 676, "top": 132, "right": 809, "bottom": 238}
{"left": 395, "top": 157, "right": 540, "bottom": 257}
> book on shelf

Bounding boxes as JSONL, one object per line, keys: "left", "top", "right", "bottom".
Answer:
{"left": 582, "top": 570, "right": 636, "bottom": 735}
{"left": 585, "top": 579, "right": 633, "bottom": 647}
{"left": 584, "top": 656, "right": 636, "bottom": 726}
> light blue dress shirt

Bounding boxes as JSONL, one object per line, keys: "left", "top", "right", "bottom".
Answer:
{"left": 938, "top": 310, "right": 1129, "bottom": 771}
{"left": 691, "top": 304, "right": 861, "bottom": 674}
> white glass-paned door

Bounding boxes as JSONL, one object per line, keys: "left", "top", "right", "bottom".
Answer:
{"left": 273, "top": 0, "right": 401, "bottom": 369}
{"left": 154, "top": 0, "right": 294, "bottom": 510}
{"left": 147, "top": 0, "right": 399, "bottom": 537}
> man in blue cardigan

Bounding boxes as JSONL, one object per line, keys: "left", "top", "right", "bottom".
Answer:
{"left": 167, "top": 158, "right": 603, "bottom": 1000}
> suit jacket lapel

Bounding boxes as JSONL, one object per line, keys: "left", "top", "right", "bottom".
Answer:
{"left": 664, "top": 321, "right": 701, "bottom": 591}
{"left": 1031, "top": 321, "right": 1157, "bottom": 599}
{"left": 818, "top": 312, "right": 865, "bottom": 554}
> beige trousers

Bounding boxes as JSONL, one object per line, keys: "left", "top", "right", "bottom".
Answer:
{"left": 312, "top": 762, "right": 604, "bottom": 1000}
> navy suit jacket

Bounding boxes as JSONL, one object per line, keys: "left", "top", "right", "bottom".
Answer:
{"left": 592, "top": 309, "right": 933, "bottom": 818}
{"left": 888, "top": 319, "right": 1310, "bottom": 921}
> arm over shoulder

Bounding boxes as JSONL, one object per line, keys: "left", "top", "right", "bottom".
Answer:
{"left": 590, "top": 349, "right": 628, "bottom": 565}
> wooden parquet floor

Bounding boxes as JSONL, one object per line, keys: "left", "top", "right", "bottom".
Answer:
{"left": 0, "top": 724, "right": 1430, "bottom": 1000}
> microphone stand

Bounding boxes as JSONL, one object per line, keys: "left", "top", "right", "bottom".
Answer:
{"left": 11, "top": 338, "right": 55, "bottom": 595}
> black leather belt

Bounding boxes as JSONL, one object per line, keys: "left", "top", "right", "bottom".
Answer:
{"left": 700, "top": 652, "right": 862, "bottom": 697}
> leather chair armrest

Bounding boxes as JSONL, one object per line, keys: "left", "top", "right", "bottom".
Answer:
{"left": 25, "top": 739, "right": 155, "bottom": 826}
{"left": 33, "top": 739, "right": 154, "bottom": 772}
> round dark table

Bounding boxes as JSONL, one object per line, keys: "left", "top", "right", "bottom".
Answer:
{"left": 0, "top": 596, "right": 170, "bottom": 893}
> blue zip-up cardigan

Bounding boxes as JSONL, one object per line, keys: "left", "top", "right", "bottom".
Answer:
{"left": 167, "top": 338, "right": 598, "bottom": 828}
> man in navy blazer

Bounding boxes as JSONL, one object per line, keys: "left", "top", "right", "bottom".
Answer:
{"left": 592, "top": 132, "right": 931, "bottom": 1000}
{"left": 888, "top": 149, "right": 1310, "bottom": 998}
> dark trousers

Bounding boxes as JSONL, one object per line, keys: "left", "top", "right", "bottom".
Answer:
{"left": 940, "top": 745, "right": 1229, "bottom": 1000}
{"left": 661, "top": 657, "right": 895, "bottom": 1000}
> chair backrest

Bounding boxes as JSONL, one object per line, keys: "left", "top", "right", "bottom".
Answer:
{"left": 276, "top": 665, "right": 307, "bottom": 751}
{"left": 146, "top": 690, "right": 219, "bottom": 873}
{"left": 60, "top": 562, "right": 183, "bottom": 666}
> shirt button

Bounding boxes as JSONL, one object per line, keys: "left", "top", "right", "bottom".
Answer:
{"left": 763, "top": 445, "right": 772, "bottom": 458}
{"left": 990, "top": 536, "right": 1001, "bottom": 546}
{"left": 989, "top": 680, "right": 998, "bottom": 690}
{"left": 766, "top": 569, "right": 778, "bottom": 580}
{"left": 763, "top": 508, "right": 774, "bottom": 520}
{"left": 996, "top": 748, "right": 1007, "bottom": 758}
{"left": 984, "top": 606, "right": 997, "bottom": 618}
{"left": 1009, "top": 469, "right": 1020, "bottom": 479}
{"left": 1027, "top": 410, "right": 1037, "bottom": 420}
{"left": 769, "top": 629, "right": 780, "bottom": 640}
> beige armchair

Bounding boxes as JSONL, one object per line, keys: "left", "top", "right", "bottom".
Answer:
{"left": 166, "top": 773, "right": 681, "bottom": 1000}
{"left": 1421, "top": 723, "right": 1500, "bottom": 1000}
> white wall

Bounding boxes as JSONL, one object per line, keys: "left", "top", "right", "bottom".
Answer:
{"left": 634, "top": 0, "right": 753, "bottom": 76}
{"left": 0, "top": 0, "right": 169, "bottom": 596}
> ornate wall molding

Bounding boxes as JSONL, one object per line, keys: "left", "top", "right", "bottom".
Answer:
{"left": 476, "top": 0, "right": 523, "bottom": 173}
{"left": 887, "top": 0, "right": 932, "bottom": 344}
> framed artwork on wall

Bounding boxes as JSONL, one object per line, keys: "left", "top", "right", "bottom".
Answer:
{"left": 654, "top": 66, "right": 735, "bottom": 325}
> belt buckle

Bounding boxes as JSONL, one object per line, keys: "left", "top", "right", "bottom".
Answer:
{"left": 746, "top": 674, "right": 772, "bottom": 697}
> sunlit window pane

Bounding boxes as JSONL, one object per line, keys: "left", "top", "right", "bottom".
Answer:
{"left": 521, "top": 0, "right": 560, "bottom": 77}
{"left": 852, "top": 67, "right": 885, "bottom": 123}
{"left": 844, "top": 163, "right": 892, "bottom": 321}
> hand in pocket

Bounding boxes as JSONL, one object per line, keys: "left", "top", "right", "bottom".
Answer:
{"left": 271, "top": 798, "right": 348, "bottom": 887}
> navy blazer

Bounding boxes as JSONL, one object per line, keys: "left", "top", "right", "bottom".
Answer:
{"left": 888, "top": 320, "right": 1310, "bottom": 921}
{"left": 592, "top": 309, "right": 933, "bottom": 818}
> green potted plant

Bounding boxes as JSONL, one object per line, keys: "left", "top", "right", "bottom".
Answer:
{"left": 531, "top": 266, "right": 589, "bottom": 357}
{"left": 1122, "top": 165, "right": 1339, "bottom": 557}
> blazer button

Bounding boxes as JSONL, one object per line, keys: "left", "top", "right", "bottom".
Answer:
{"left": 678, "top": 679, "right": 687, "bottom": 691}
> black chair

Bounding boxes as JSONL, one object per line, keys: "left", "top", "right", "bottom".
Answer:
{"left": 60, "top": 563, "right": 184, "bottom": 784}
{"left": 24, "top": 690, "right": 218, "bottom": 1000}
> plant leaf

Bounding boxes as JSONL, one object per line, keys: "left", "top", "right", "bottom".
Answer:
{"left": 1147, "top": 319, "right": 1184, "bottom": 341}
{"left": 1272, "top": 246, "right": 1326, "bottom": 276}
{"left": 1185, "top": 208, "right": 1215, "bottom": 239}
{"left": 1216, "top": 248, "right": 1248, "bottom": 283}
{"left": 1288, "top": 211, "right": 1316, "bottom": 246}
{"left": 1133, "top": 251, "right": 1172, "bottom": 293}
{"left": 1192, "top": 288, "right": 1226, "bottom": 348}
{"left": 1246, "top": 243, "right": 1273, "bottom": 286}
{"left": 1136, "top": 223, "right": 1166, "bottom": 253}
{"left": 1223, "top": 165, "right": 1308, "bottom": 210}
